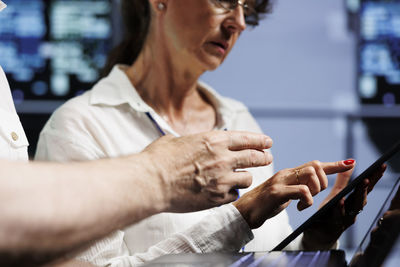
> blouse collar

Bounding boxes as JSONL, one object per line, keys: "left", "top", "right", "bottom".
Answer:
{"left": 90, "top": 65, "right": 247, "bottom": 131}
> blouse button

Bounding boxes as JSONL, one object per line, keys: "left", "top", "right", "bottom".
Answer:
{"left": 11, "top": 132, "right": 19, "bottom": 141}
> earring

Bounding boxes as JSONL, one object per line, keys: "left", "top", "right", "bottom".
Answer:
{"left": 157, "top": 2, "right": 166, "bottom": 11}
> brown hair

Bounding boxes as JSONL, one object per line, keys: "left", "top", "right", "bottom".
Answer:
{"left": 102, "top": 0, "right": 272, "bottom": 77}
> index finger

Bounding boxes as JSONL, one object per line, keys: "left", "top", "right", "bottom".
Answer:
{"left": 321, "top": 160, "right": 355, "bottom": 175}
{"left": 227, "top": 131, "right": 273, "bottom": 151}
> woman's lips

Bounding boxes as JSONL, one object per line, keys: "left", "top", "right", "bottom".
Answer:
{"left": 209, "top": 41, "right": 228, "bottom": 55}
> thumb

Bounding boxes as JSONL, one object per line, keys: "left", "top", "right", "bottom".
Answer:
{"left": 327, "top": 165, "right": 355, "bottom": 199}
{"left": 334, "top": 167, "right": 355, "bottom": 190}
{"left": 323, "top": 161, "right": 355, "bottom": 204}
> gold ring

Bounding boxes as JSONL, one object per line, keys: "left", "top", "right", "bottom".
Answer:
{"left": 294, "top": 169, "right": 300, "bottom": 184}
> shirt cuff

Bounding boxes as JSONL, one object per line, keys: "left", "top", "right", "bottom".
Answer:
{"left": 188, "top": 203, "right": 254, "bottom": 253}
{"left": 75, "top": 231, "right": 129, "bottom": 266}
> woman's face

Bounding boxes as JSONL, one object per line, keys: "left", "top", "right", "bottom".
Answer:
{"left": 156, "top": 0, "right": 248, "bottom": 72}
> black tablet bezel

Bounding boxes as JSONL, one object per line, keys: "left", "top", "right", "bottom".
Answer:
{"left": 272, "top": 140, "right": 400, "bottom": 251}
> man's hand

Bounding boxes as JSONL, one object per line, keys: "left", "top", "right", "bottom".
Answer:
{"left": 233, "top": 160, "right": 355, "bottom": 229}
{"left": 141, "top": 131, "right": 273, "bottom": 212}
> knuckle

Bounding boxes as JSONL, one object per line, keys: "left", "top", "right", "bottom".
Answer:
{"left": 219, "top": 158, "right": 231, "bottom": 170}
{"left": 203, "top": 160, "right": 223, "bottom": 174}
{"left": 275, "top": 169, "right": 286, "bottom": 178}
{"left": 304, "top": 166, "right": 315, "bottom": 176}
{"left": 298, "top": 185, "right": 310, "bottom": 195}
{"left": 215, "top": 185, "right": 226, "bottom": 194}
{"left": 311, "top": 160, "right": 321, "bottom": 168}
{"left": 269, "top": 184, "right": 280, "bottom": 196}
{"left": 201, "top": 134, "right": 213, "bottom": 146}
{"left": 204, "top": 131, "right": 223, "bottom": 147}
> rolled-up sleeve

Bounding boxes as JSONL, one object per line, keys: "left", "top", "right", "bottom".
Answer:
{"left": 77, "top": 204, "right": 253, "bottom": 267}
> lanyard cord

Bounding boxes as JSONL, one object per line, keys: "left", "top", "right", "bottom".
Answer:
{"left": 146, "top": 111, "right": 230, "bottom": 137}
{"left": 145, "top": 112, "right": 167, "bottom": 136}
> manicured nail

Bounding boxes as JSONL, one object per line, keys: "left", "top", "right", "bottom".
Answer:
{"left": 344, "top": 159, "right": 355, "bottom": 165}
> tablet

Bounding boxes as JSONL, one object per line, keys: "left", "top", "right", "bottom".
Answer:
{"left": 272, "top": 139, "right": 400, "bottom": 251}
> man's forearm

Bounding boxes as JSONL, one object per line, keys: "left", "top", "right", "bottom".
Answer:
{"left": 0, "top": 154, "right": 165, "bottom": 256}
{"left": 0, "top": 131, "right": 272, "bottom": 265}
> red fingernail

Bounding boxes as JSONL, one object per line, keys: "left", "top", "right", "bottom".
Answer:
{"left": 344, "top": 159, "right": 355, "bottom": 165}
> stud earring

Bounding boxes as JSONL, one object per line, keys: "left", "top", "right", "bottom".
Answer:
{"left": 157, "top": 2, "right": 166, "bottom": 11}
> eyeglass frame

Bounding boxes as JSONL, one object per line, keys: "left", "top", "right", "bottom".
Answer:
{"left": 210, "top": 0, "right": 260, "bottom": 26}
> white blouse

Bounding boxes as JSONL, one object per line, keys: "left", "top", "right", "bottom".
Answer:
{"left": 35, "top": 65, "right": 298, "bottom": 266}
{"left": 0, "top": 66, "right": 29, "bottom": 161}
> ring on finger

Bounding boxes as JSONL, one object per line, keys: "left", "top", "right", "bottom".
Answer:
{"left": 294, "top": 168, "right": 301, "bottom": 184}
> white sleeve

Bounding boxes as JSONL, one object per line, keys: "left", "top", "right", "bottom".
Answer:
{"left": 75, "top": 231, "right": 130, "bottom": 266}
{"left": 35, "top": 106, "right": 124, "bottom": 265}
{"left": 77, "top": 204, "right": 253, "bottom": 267}
{"left": 35, "top": 105, "right": 106, "bottom": 162}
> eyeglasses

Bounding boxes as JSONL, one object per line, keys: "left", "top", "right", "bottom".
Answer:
{"left": 210, "top": 0, "right": 259, "bottom": 26}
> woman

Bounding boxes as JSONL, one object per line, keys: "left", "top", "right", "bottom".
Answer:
{"left": 35, "top": 0, "right": 381, "bottom": 265}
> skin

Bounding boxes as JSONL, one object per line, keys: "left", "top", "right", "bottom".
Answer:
{"left": 0, "top": 131, "right": 273, "bottom": 266}
{"left": 126, "top": 0, "right": 246, "bottom": 135}
{"left": 0, "top": 0, "right": 384, "bottom": 264}
{"left": 302, "top": 164, "right": 386, "bottom": 249}
{"left": 124, "top": 0, "right": 386, "bottom": 250}
{"left": 234, "top": 160, "right": 357, "bottom": 229}
{"left": 0, "top": 2, "right": 273, "bottom": 265}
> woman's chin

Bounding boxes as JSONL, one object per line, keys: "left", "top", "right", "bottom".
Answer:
{"left": 195, "top": 49, "right": 226, "bottom": 72}
{"left": 201, "top": 58, "right": 224, "bottom": 71}
{"left": 207, "top": 64, "right": 221, "bottom": 71}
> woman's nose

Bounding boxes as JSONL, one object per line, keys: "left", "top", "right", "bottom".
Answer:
{"left": 223, "top": 6, "right": 247, "bottom": 34}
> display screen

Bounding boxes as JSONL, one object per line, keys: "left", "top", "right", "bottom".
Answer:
{"left": 0, "top": 0, "right": 112, "bottom": 104}
{"left": 358, "top": 0, "right": 400, "bottom": 106}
